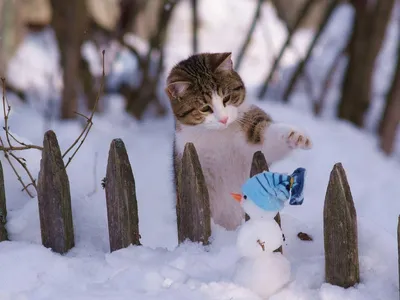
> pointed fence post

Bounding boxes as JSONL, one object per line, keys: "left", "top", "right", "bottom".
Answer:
{"left": 177, "top": 142, "right": 211, "bottom": 245}
{"left": 105, "top": 138, "right": 140, "bottom": 252}
{"left": 250, "top": 151, "right": 282, "bottom": 253}
{"left": 37, "top": 130, "right": 74, "bottom": 254}
{"left": 0, "top": 161, "right": 8, "bottom": 242}
{"left": 324, "top": 163, "right": 360, "bottom": 288}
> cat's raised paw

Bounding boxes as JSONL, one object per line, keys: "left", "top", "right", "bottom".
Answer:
{"left": 286, "top": 130, "right": 312, "bottom": 150}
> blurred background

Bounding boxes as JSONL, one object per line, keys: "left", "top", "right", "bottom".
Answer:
{"left": 0, "top": 0, "right": 399, "bottom": 158}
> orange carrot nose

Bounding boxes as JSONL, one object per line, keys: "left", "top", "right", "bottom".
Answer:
{"left": 230, "top": 193, "right": 242, "bottom": 202}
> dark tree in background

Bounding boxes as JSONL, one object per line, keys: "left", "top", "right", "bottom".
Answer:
{"left": 338, "top": 0, "right": 395, "bottom": 128}
{"left": 191, "top": 0, "right": 199, "bottom": 54}
{"left": 379, "top": 19, "right": 400, "bottom": 155}
{"left": 50, "top": 0, "right": 90, "bottom": 119}
{"left": 122, "top": 0, "right": 179, "bottom": 119}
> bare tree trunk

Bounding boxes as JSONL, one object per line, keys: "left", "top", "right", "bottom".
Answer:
{"left": 117, "top": 0, "right": 147, "bottom": 37}
{"left": 51, "top": 0, "right": 89, "bottom": 119}
{"left": 0, "top": 0, "right": 24, "bottom": 77}
{"left": 191, "top": 0, "right": 199, "bottom": 54}
{"left": 338, "top": 0, "right": 395, "bottom": 127}
{"left": 125, "top": 0, "right": 179, "bottom": 119}
{"left": 379, "top": 22, "right": 400, "bottom": 155}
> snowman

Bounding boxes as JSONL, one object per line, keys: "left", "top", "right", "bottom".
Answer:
{"left": 230, "top": 167, "right": 306, "bottom": 299}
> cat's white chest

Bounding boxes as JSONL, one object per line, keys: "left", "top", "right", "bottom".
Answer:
{"left": 175, "top": 124, "right": 261, "bottom": 229}
{"left": 175, "top": 124, "right": 257, "bottom": 174}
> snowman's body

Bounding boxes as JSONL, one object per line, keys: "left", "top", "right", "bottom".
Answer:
{"left": 230, "top": 168, "right": 307, "bottom": 298}
{"left": 233, "top": 218, "right": 291, "bottom": 298}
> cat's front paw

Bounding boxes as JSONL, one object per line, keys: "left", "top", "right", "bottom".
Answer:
{"left": 285, "top": 129, "right": 312, "bottom": 150}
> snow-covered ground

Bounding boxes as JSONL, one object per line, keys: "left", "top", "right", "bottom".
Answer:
{"left": 1, "top": 0, "right": 400, "bottom": 299}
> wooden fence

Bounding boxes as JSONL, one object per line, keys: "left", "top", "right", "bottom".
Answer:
{"left": 0, "top": 129, "right": 398, "bottom": 293}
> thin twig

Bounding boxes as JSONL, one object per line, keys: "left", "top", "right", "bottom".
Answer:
{"left": 0, "top": 137, "right": 34, "bottom": 198}
{"left": 63, "top": 50, "right": 106, "bottom": 168}
{"left": 0, "top": 145, "right": 43, "bottom": 151}
{"left": 2, "top": 78, "right": 13, "bottom": 148}
{"left": 73, "top": 111, "right": 90, "bottom": 121}
{"left": 235, "top": 0, "right": 263, "bottom": 71}
{"left": 314, "top": 49, "right": 345, "bottom": 115}
{"left": 257, "top": 239, "right": 265, "bottom": 251}
{"left": 5, "top": 130, "right": 43, "bottom": 150}
{"left": 64, "top": 123, "right": 93, "bottom": 169}
{"left": 21, "top": 182, "right": 35, "bottom": 192}
{"left": 1, "top": 78, "right": 38, "bottom": 198}
{"left": 9, "top": 152, "right": 37, "bottom": 190}
{"left": 1, "top": 77, "right": 43, "bottom": 152}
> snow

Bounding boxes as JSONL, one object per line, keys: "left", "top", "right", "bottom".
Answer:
{"left": 236, "top": 219, "right": 283, "bottom": 257}
{"left": 1, "top": 0, "right": 400, "bottom": 299}
{"left": 234, "top": 218, "right": 290, "bottom": 298}
{"left": 234, "top": 253, "right": 291, "bottom": 298}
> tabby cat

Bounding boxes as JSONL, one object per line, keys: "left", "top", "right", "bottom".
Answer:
{"left": 165, "top": 52, "right": 312, "bottom": 230}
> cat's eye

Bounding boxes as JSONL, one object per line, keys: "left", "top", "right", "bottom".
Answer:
{"left": 232, "top": 85, "right": 244, "bottom": 91}
{"left": 200, "top": 105, "right": 213, "bottom": 113}
{"left": 223, "top": 95, "right": 231, "bottom": 106}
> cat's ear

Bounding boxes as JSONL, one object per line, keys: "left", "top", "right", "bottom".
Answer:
{"left": 165, "top": 81, "right": 191, "bottom": 98}
{"left": 212, "top": 52, "right": 233, "bottom": 72}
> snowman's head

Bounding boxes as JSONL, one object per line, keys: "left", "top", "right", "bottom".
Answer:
{"left": 231, "top": 193, "right": 278, "bottom": 220}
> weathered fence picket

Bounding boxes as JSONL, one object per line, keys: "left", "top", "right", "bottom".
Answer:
{"left": 249, "top": 150, "right": 282, "bottom": 254}
{"left": 37, "top": 130, "right": 75, "bottom": 254}
{"left": 177, "top": 142, "right": 211, "bottom": 245}
{"left": 324, "top": 162, "right": 360, "bottom": 288}
{"left": 0, "top": 160, "right": 8, "bottom": 242}
{"left": 105, "top": 138, "right": 141, "bottom": 252}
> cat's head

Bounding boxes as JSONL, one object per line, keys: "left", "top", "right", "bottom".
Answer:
{"left": 165, "top": 52, "right": 246, "bottom": 130}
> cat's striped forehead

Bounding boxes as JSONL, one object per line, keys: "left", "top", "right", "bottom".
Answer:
{"left": 165, "top": 53, "right": 246, "bottom": 126}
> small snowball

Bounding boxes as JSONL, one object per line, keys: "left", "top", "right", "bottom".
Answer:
{"left": 143, "top": 271, "right": 164, "bottom": 292}
{"left": 160, "top": 265, "right": 188, "bottom": 284}
{"left": 162, "top": 278, "right": 174, "bottom": 288}
{"left": 236, "top": 219, "right": 283, "bottom": 258}
{"left": 233, "top": 252, "right": 291, "bottom": 298}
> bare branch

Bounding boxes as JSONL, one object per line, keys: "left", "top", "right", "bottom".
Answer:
{"left": 63, "top": 50, "right": 106, "bottom": 168}
{"left": 257, "top": 0, "right": 317, "bottom": 99}
{"left": 2, "top": 78, "right": 13, "bottom": 148}
{"left": 7, "top": 131, "right": 43, "bottom": 150}
{"left": 235, "top": 0, "right": 263, "bottom": 71}
{"left": 73, "top": 111, "right": 90, "bottom": 121}
{"left": 9, "top": 152, "right": 37, "bottom": 190}
{"left": 0, "top": 137, "right": 34, "bottom": 198}
{"left": 283, "top": 0, "right": 340, "bottom": 103}
{"left": 0, "top": 50, "right": 106, "bottom": 198}
{"left": 314, "top": 48, "right": 346, "bottom": 116}
{"left": 0, "top": 78, "right": 38, "bottom": 198}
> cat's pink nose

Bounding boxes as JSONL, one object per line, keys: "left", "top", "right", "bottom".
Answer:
{"left": 219, "top": 116, "right": 228, "bottom": 124}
